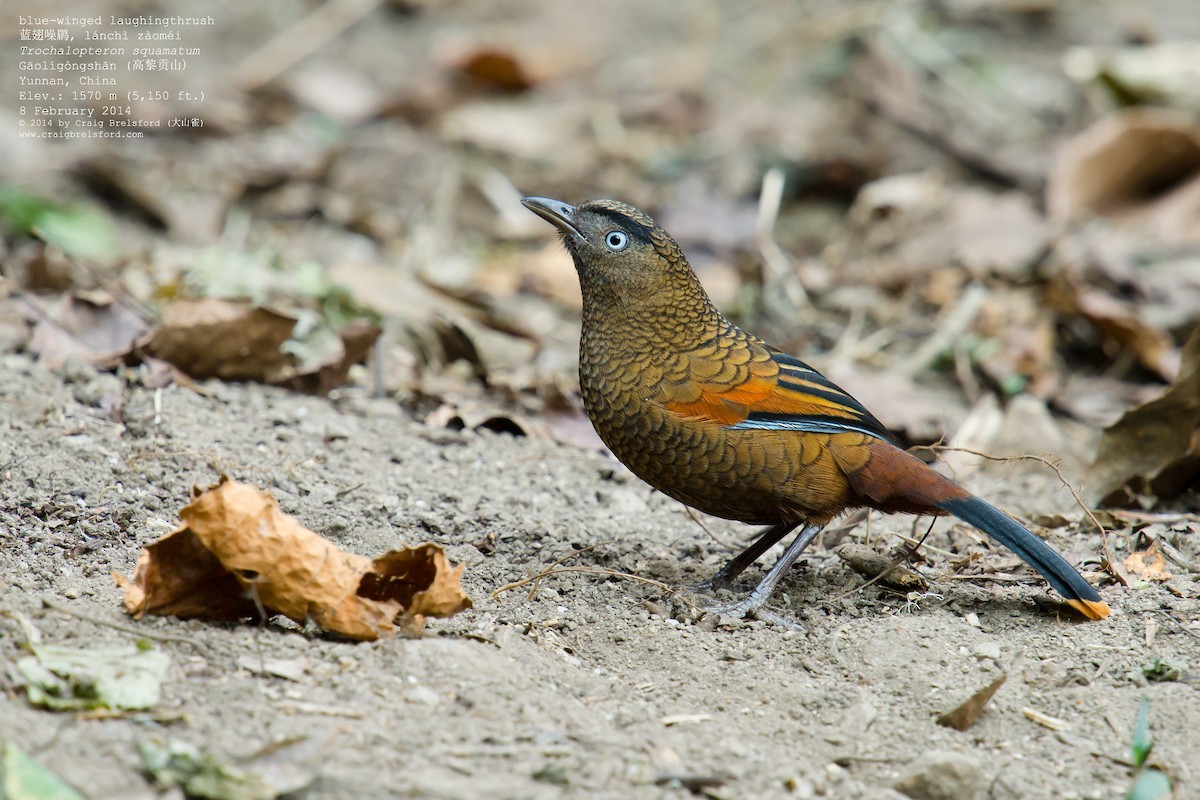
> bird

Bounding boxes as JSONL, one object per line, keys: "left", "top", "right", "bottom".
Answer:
{"left": 521, "top": 195, "right": 1110, "bottom": 622}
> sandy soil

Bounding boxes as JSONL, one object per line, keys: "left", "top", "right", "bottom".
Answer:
{"left": 1, "top": 350, "right": 1196, "bottom": 800}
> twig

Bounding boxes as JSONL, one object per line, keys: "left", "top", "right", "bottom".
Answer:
{"left": 756, "top": 167, "right": 808, "bottom": 309}
{"left": 491, "top": 540, "right": 614, "bottom": 602}
{"left": 827, "top": 524, "right": 933, "bottom": 604}
{"left": 895, "top": 282, "right": 987, "bottom": 377}
{"left": 40, "top": 598, "right": 203, "bottom": 648}
{"left": 683, "top": 506, "right": 735, "bottom": 549}
{"left": 924, "top": 443, "right": 1122, "bottom": 586}
{"left": 233, "top": 0, "right": 385, "bottom": 90}
{"left": 922, "top": 444, "right": 1115, "bottom": 569}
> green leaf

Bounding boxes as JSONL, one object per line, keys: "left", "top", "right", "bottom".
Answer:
{"left": 1127, "top": 768, "right": 1172, "bottom": 800}
{"left": 0, "top": 187, "right": 116, "bottom": 264}
{"left": 138, "top": 737, "right": 319, "bottom": 800}
{"left": 1143, "top": 658, "right": 1187, "bottom": 682}
{"left": 17, "top": 644, "right": 169, "bottom": 712}
{"left": 139, "top": 739, "right": 272, "bottom": 800}
{"left": 1, "top": 743, "right": 87, "bottom": 800}
{"left": 1130, "top": 696, "right": 1153, "bottom": 768}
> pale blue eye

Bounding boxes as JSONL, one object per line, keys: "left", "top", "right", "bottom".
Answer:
{"left": 605, "top": 231, "right": 628, "bottom": 251}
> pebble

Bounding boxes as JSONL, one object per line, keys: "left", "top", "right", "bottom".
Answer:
{"left": 405, "top": 685, "right": 441, "bottom": 706}
{"left": 893, "top": 750, "right": 986, "bottom": 800}
{"left": 973, "top": 641, "right": 1002, "bottom": 661}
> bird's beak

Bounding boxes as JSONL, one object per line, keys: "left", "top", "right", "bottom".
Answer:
{"left": 521, "top": 196, "right": 584, "bottom": 240}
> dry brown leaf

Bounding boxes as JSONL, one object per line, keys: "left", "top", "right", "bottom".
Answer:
{"left": 1123, "top": 540, "right": 1175, "bottom": 583}
{"left": 1048, "top": 109, "right": 1200, "bottom": 245}
{"left": 142, "top": 297, "right": 297, "bottom": 382}
{"left": 280, "top": 319, "right": 381, "bottom": 396}
{"left": 1089, "top": 325, "right": 1200, "bottom": 506}
{"left": 1049, "top": 281, "right": 1180, "bottom": 382}
{"left": 119, "top": 478, "right": 471, "bottom": 639}
{"left": 27, "top": 291, "right": 151, "bottom": 370}
{"left": 449, "top": 48, "right": 535, "bottom": 93}
{"left": 937, "top": 672, "right": 1007, "bottom": 732}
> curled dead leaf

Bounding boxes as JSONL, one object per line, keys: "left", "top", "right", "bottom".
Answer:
{"left": 1123, "top": 539, "right": 1175, "bottom": 583}
{"left": 27, "top": 291, "right": 151, "bottom": 370}
{"left": 1048, "top": 279, "right": 1180, "bottom": 382}
{"left": 279, "top": 318, "right": 381, "bottom": 395}
{"left": 119, "top": 478, "right": 471, "bottom": 639}
{"left": 141, "top": 297, "right": 297, "bottom": 382}
{"left": 1089, "top": 325, "right": 1200, "bottom": 506}
{"left": 1048, "top": 109, "right": 1200, "bottom": 245}
{"left": 140, "top": 297, "right": 378, "bottom": 394}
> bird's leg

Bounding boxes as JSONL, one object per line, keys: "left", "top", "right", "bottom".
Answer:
{"left": 693, "top": 521, "right": 800, "bottom": 591}
{"left": 705, "top": 522, "right": 825, "bottom": 621}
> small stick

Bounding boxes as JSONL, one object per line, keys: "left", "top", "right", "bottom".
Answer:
{"left": 40, "top": 598, "right": 203, "bottom": 648}
{"left": 895, "top": 282, "right": 987, "bottom": 377}
{"left": 756, "top": 167, "right": 808, "bottom": 307}
{"left": 683, "top": 506, "right": 735, "bottom": 549}
{"left": 234, "top": 0, "right": 384, "bottom": 90}
{"left": 491, "top": 540, "right": 613, "bottom": 602}
{"left": 924, "top": 444, "right": 1115, "bottom": 571}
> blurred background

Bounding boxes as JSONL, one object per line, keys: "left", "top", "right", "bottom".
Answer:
{"left": 2, "top": 0, "right": 1199, "bottom": 508}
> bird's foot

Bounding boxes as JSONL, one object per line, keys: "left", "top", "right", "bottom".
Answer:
{"left": 701, "top": 597, "right": 804, "bottom": 631}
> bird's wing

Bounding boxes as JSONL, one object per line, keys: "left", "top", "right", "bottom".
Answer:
{"left": 651, "top": 335, "right": 892, "bottom": 440}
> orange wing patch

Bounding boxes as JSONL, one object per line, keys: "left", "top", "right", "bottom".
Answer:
{"left": 662, "top": 374, "right": 776, "bottom": 425}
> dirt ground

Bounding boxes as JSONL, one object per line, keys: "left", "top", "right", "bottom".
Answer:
{"left": 0, "top": 350, "right": 1196, "bottom": 799}
{"left": 3, "top": 0, "right": 1200, "bottom": 798}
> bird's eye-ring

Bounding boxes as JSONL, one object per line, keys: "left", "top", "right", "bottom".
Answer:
{"left": 604, "top": 231, "right": 628, "bottom": 251}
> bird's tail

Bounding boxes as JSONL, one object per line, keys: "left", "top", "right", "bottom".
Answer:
{"left": 936, "top": 495, "right": 1109, "bottom": 620}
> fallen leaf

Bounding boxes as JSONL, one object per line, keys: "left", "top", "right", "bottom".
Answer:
{"left": 1123, "top": 540, "right": 1175, "bottom": 582}
{"left": 423, "top": 401, "right": 541, "bottom": 437}
{"left": 1, "top": 743, "right": 87, "bottom": 800}
{"left": 17, "top": 643, "right": 170, "bottom": 712}
{"left": 284, "top": 63, "right": 384, "bottom": 123}
{"left": 0, "top": 187, "right": 118, "bottom": 265}
{"left": 440, "top": 99, "right": 586, "bottom": 162}
{"left": 1143, "top": 658, "right": 1188, "bottom": 683}
{"left": 139, "top": 734, "right": 328, "bottom": 800}
{"left": 1063, "top": 41, "right": 1200, "bottom": 112}
{"left": 119, "top": 478, "right": 472, "bottom": 639}
{"left": 449, "top": 48, "right": 535, "bottom": 93}
{"left": 1048, "top": 109, "right": 1200, "bottom": 245}
{"left": 825, "top": 175, "right": 1047, "bottom": 288}
{"left": 1048, "top": 279, "right": 1180, "bottom": 382}
{"left": 937, "top": 672, "right": 1008, "bottom": 732}
{"left": 279, "top": 318, "right": 381, "bottom": 396}
{"left": 1089, "top": 325, "right": 1200, "bottom": 506}
{"left": 27, "top": 291, "right": 151, "bottom": 370}
{"left": 141, "top": 298, "right": 297, "bottom": 382}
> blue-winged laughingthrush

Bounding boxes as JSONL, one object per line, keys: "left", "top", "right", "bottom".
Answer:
{"left": 522, "top": 196, "right": 1109, "bottom": 622}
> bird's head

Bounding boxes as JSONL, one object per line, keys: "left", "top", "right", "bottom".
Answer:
{"left": 521, "top": 196, "right": 704, "bottom": 308}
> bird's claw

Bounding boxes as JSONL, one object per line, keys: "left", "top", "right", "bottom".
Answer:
{"left": 700, "top": 598, "right": 805, "bottom": 631}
